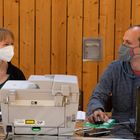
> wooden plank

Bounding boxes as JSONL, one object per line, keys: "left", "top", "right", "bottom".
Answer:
{"left": 51, "top": 0, "right": 67, "bottom": 74}
{"left": 84, "top": 0, "right": 98, "bottom": 36}
{"left": 0, "top": 0, "right": 3, "bottom": 27}
{"left": 20, "top": 0, "right": 34, "bottom": 78}
{"left": 36, "top": 0, "right": 51, "bottom": 74}
{"left": 132, "top": 0, "right": 140, "bottom": 25}
{"left": 83, "top": 0, "right": 99, "bottom": 111}
{"left": 98, "top": 0, "right": 115, "bottom": 78}
{"left": 4, "top": 0, "right": 19, "bottom": 66}
{"left": 115, "top": 0, "right": 131, "bottom": 59}
{"left": 67, "top": 0, "right": 83, "bottom": 89}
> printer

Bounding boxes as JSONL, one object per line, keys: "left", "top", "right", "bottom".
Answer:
{"left": 0, "top": 75, "right": 79, "bottom": 136}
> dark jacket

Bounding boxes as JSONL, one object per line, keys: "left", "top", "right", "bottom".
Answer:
{"left": 0, "top": 62, "right": 26, "bottom": 88}
{"left": 7, "top": 62, "right": 26, "bottom": 80}
{"left": 87, "top": 60, "right": 140, "bottom": 122}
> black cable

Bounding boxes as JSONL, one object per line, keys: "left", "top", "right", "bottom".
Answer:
{"left": 4, "top": 132, "right": 9, "bottom": 140}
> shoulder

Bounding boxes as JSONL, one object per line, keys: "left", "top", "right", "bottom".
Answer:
{"left": 7, "top": 62, "right": 26, "bottom": 80}
{"left": 108, "top": 60, "right": 122, "bottom": 70}
{"left": 100, "top": 60, "right": 123, "bottom": 78}
{"left": 8, "top": 62, "right": 21, "bottom": 72}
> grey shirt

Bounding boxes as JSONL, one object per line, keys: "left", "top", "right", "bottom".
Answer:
{"left": 87, "top": 60, "right": 140, "bottom": 122}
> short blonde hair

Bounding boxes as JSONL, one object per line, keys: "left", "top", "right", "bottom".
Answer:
{"left": 0, "top": 28, "right": 14, "bottom": 42}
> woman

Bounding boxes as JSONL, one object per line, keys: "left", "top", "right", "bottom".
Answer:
{"left": 0, "top": 28, "right": 25, "bottom": 89}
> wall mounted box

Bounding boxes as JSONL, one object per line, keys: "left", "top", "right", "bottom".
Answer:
{"left": 83, "top": 38, "right": 103, "bottom": 61}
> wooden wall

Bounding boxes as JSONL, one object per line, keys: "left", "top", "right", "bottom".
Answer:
{"left": 0, "top": 0, "right": 140, "bottom": 111}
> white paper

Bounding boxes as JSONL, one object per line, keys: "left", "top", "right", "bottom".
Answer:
{"left": 76, "top": 111, "right": 86, "bottom": 120}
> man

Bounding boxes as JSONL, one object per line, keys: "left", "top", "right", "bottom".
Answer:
{"left": 87, "top": 25, "right": 140, "bottom": 125}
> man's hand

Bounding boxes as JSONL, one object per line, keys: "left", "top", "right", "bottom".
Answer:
{"left": 86, "top": 109, "right": 109, "bottom": 124}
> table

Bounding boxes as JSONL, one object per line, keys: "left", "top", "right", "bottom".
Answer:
{"left": 0, "top": 121, "right": 137, "bottom": 140}
{"left": 4, "top": 135, "right": 136, "bottom": 140}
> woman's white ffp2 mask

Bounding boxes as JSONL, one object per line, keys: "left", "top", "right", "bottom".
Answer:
{"left": 0, "top": 45, "right": 14, "bottom": 62}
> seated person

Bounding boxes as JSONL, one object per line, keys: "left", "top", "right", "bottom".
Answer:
{"left": 86, "top": 25, "right": 140, "bottom": 138}
{"left": 0, "top": 28, "right": 26, "bottom": 89}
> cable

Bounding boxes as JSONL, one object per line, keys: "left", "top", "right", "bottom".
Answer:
{"left": 113, "top": 121, "right": 131, "bottom": 125}
{"left": 3, "top": 132, "right": 9, "bottom": 140}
